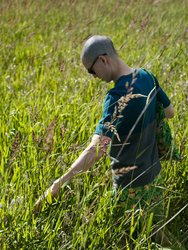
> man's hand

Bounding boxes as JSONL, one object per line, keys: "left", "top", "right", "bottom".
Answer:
{"left": 34, "top": 180, "right": 62, "bottom": 213}
{"left": 33, "top": 189, "right": 52, "bottom": 213}
{"left": 34, "top": 195, "right": 44, "bottom": 213}
{"left": 49, "top": 180, "right": 61, "bottom": 197}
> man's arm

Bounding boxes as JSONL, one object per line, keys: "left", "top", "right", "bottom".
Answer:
{"left": 164, "top": 103, "right": 174, "bottom": 119}
{"left": 34, "top": 135, "right": 111, "bottom": 210}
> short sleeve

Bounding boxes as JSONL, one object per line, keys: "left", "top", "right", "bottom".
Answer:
{"left": 156, "top": 87, "right": 171, "bottom": 108}
{"left": 94, "top": 93, "right": 119, "bottom": 138}
{"left": 153, "top": 74, "right": 171, "bottom": 108}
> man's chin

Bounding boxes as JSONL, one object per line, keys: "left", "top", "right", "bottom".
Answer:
{"left": 98, "top": 76, "right": 111, "bottom": 83}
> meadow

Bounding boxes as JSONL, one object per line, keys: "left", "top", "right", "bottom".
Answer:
{"left": 0, "top": 0, "right": 188, "bottom": 249}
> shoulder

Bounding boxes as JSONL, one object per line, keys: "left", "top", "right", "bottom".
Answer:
{"left": 140, "top": 68, "right": 159, "bottom": 82}
{"left": 104, "top": 90, "right": 121, "bottom": 105}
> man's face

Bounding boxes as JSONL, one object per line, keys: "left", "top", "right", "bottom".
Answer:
{"left": 86, "top": 55, "right": 112, "bottom": 83}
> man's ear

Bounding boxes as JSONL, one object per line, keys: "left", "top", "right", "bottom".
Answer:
{"left": 99, "top": 55, "right": 108, "bottom": 64}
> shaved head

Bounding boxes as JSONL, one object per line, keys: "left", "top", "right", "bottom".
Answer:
{"left": 81, "top": 35, "right": 118, "bottom": 68}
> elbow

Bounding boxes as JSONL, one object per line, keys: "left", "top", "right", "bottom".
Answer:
{"left": 166, "top": 112, "right": 174, "bottom": 119}
{"left": 164, "top": 104, "right": 175, "bottom": 119}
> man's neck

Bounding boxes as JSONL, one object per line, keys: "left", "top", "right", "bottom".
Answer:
{"left": 112, "top": 58, "right": 133, "bottom": 82}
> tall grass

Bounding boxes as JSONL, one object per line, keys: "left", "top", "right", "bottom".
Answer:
{"left": 0, "top": 0, "right": 188, "bottom": 249}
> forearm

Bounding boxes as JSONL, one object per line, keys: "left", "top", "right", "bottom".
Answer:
{"left": 34, "top": 135, "right": 111, "bottom": 204}
{"left": 52, "top": 144, "right": 103, "bottom": 188}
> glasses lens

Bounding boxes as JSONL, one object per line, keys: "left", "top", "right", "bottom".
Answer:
{"left": 87, "top": 54, "right": 106, "bottom": 75}
{"left": 87, "top": 56, "right": 99, "bottom": 75}
{"left": 88, "top": 68, "right": 96, "bottom": 75}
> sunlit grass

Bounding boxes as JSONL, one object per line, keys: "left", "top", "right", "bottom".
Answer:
{"left": 0, "top": 0, "right": 188, "bottom": 249}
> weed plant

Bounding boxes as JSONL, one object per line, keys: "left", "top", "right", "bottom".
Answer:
{"left": 0, "top": 0, "right": 188, "bottom": 249}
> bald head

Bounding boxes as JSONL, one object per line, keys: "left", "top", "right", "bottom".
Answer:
{"left": 81, "top": 35, "right": 118, "bottom": 69}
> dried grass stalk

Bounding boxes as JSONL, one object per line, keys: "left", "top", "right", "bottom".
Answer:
{"left": 43, "top": 116, "right": 57, "bottom": 153}
{"left": 8, "top": 132, "right": 20, "bottom": 165}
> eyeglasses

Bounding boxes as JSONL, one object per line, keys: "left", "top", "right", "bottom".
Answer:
{"left": 87, "top": 54, "right": 107, "bottom": 75}
{"left": 87, "top": 56, "right": 99, "bottom": 75}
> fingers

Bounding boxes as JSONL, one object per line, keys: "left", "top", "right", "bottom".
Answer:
{"left": 49, "top": 183, "right": 60, "bottom": 197}
{"left": 33, "top": 189, "right": 51, "bottom": 213}
{"left": 33, "top": 184, "right": 60, "bottom": 213}
{"left": 33, "top": 197, "right": 43, "bottom": 213}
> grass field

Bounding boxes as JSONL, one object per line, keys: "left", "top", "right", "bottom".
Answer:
{"left": 0, "top": 0, "right": 188, "bottom": 249}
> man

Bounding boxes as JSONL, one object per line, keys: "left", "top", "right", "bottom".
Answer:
{"left": 35, "top": 35, "right": 174, "bottom": 214}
